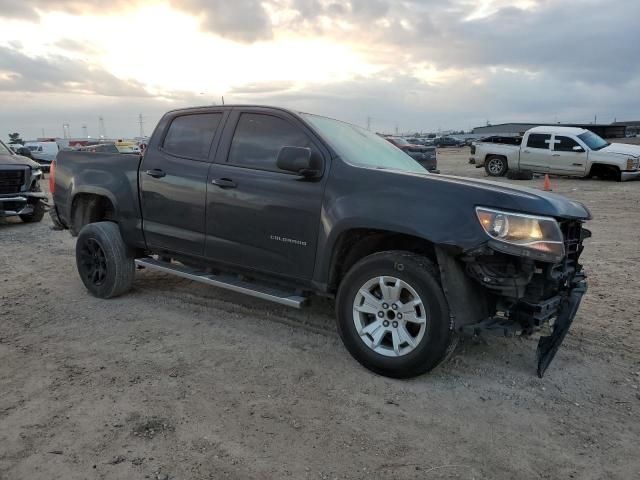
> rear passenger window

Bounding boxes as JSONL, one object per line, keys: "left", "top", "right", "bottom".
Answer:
{"left": 163, "top": 113, "right": 222, "bottom": 160}
{"left": 554, "top": 136, "right": 580, "bottom": 152}
{"left": 527, "top": 134, "right": 551, "bottom": 149}
{"left": 228, "top": 113, "right": 314, "bottom": 172}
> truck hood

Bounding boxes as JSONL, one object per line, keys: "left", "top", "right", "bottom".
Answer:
{"left": 0, "top": 153, "right": 40, "bottom": 169}
{"left": 388, "top": 169, "right": 591, "bottom": 220}
{"left": 600, "top": 142, "right": 640, "bottom": 158}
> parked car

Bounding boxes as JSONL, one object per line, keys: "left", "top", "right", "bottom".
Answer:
{"left": 433, "top": 136, "right": 462, "bottom": 147}
{"left": 23, "top": 141, "right": 59, "bottom": 171}
{"left": 384, "top": 137, "right": 438, "bottom": 172}
{"left": 470, "top": 126, "right": 640, "bottom": 181}
{"left": 50, "top": 105, "right": 591, "bottom": 378}
{"left": 0, "top": 139, "right": 47, "bottom": 223}
{"left": 77, "top": 143, "right": 120, "bottom": 153}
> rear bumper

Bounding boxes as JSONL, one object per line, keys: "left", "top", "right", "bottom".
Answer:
{"left": 620, "top": 170, "right": 640, "bottom": 181}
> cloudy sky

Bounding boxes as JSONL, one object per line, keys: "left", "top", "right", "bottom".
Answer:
{"left": 1, "top": 0, "right": 639, "bottom": 140}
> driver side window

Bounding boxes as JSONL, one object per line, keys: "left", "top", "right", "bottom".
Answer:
{"left": 553, "top": 136, "right": 581, "bottom": 152}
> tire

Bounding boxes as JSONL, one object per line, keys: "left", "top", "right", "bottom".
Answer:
{"left": 19, "top": 200, "right": 45, "bottom": 223}
{"left": 336, "top": 251, "right": 456, "bottom": 378}
{"left": 75, "top": 222, "right": 135, "bottom": 299}
{"left": 484, "top": 155, "right": 508, "bottom": 177}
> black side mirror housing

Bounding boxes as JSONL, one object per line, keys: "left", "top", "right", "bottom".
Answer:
{"left": 276, "top": 146, "right": 320, "bottom": 177}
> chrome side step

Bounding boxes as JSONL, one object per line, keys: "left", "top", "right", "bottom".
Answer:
{"left": 134, "top": 257, "right": 308, "bottom": 309}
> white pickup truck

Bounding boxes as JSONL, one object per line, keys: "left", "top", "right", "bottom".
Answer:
{"left": 470, "top": 126, "right": 640, "bottom": 181}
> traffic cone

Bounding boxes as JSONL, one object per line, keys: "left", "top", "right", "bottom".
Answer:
{"left": 543, "top": 174, "right": 552, "bottom": 191}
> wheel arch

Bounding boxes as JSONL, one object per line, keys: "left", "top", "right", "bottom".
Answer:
{"left": 70, "top": 190, "right": 118, "bottom": 236}
{"left": 327, "top": 228, "right": 439, "bottom": 293}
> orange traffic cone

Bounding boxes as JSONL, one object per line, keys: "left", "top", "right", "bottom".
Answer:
{"left": 543, "top": 174, "right": 552, "bottom": 191}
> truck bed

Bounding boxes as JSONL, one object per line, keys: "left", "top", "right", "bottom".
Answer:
{"left": 52, "top": 151, "right": 144, "bottom": 246}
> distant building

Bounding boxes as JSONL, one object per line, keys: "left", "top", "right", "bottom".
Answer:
{"left": 472, "top": 122, "right": 629, "bottom": 139}
{"left": 612, "top": 121, "right": 640, "bottom": 136}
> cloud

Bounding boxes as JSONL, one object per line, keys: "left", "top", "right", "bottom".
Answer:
{"left": 171, "top": 0, "right": 273, "bottom": 42}
{"left": 0, "top": 46, "right": 150, "bottom": 97}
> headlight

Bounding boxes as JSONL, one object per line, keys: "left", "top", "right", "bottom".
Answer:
{"left": 476, "top": 207, "right": 564, "bottom": 261}
{"left": 32, "top": 169, "right": 43, "bottom": 178}
{"left": 626, "top": 158, "right": 639, "bottom": 170}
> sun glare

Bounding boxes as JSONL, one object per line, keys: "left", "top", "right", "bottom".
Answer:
{"left": 1, "top": 4, "right": 381, "bottom": 100}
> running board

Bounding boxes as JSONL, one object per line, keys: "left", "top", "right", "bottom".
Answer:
{"left": 134, "top": 257, "right": 308, "bottom": 309}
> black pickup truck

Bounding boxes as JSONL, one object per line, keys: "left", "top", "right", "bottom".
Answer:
{"left": 50, "top": 106, "right": 591, "bottom": 378}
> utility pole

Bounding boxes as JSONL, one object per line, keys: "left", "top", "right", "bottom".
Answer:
{"left": 41, "top": 128, "right": 45, "bottom": 138}
{"left": 366, "top": 116, "right": 371, "bottom": 131}
{"left": 221, "top": 96, "right": 225, "bottom": 105}
{"left": 138, "top": 114, "right": 145, "bottom": 137}
{"left": 82, "top": 124, "right": 88, "bottom": 138}
{"left": 63, "top": 123, "right": 70, "bottom": 139}
{"left": 98, "top": 116, "right": 106, "bottom": 139}
{"left": 395, "top": 124, "right": 399, "bottom": 135}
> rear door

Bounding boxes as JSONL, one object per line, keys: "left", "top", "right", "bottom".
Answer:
{"left": 520, "top": 133, "right": 551, "bottom": 172}
{"left": 204, "top": 108, "right": 328, "bottom": 280}
{"left": 549, "top": 135, "right": 587, "bottom": 175}
{"left": 140, "top": 110, "right": 228, "bottom": 256}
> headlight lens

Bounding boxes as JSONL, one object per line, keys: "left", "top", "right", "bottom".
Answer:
{"left": 32, "top": 169, "right": 43, "bottom": 178}
{"left": 476, "top": 207, "right": 564, "bottom": 259}
{"left": 627, "top": 158, "right": 639, "bottom": 170}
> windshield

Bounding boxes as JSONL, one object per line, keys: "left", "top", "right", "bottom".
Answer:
{"left": 0, "top": 140, "right": 13, "bottom": 155}
{"left": 301, "top": 114, "right": 426, "bottom": 174}
{"left": 578, "top": 131, "right": 609, "bottom": 151}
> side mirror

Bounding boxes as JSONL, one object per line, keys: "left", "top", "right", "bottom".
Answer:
{"left": 572, "top": 145, "right": 585, "bottom": 152}
{"left": 276, "top": 146, "right": 319, "bottom": 177}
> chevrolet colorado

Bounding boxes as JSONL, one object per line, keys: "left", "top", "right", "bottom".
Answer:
{"left": 50, "top": 106, "right": 591, "bottom": 378}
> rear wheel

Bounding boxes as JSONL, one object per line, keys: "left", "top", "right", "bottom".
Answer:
{"left": 76, "top": 222, "right": 135, "bottom": 299}
{"left": 336, "top": 251, "right": 456, "bottom": 378}
{"left": 485, "top": 155, "right": 508, "bottom": 176}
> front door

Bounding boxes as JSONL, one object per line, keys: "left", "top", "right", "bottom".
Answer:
{"left": 520, "top": 133, "right": 551, "bottom": 172}
{"left": 205, "top": 109, "right": 327, "bottom": 280}
{"left": 549, "top": 135, "right": 588, "bottom": 175}
{"left": 140, "top": 111, "right": 227, "bottom": 256}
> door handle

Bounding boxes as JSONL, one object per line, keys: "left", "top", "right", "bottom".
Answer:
{"left": 552, "top": 154, "right": 560, "bottom": 157}
{"left": 211, "top": 178, "right": 237, "bottom": 189}
{"left": 145, "top": 169, "right": 166, "bottom": 178}
{"left": 523, "top": 150, "right": 530, "bottom": 153}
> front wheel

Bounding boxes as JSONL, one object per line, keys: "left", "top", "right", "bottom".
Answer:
{"left": 336, "top": 251, "right": 456, "bottom": 378}
{"left": 19, "top": 200, "right": 45, "bottom": 223}
{"left": 484, "top": 155, "right": 508, "bottom": 176}
{"left": 75, "top": 222, "right": 135, "bottom": 299}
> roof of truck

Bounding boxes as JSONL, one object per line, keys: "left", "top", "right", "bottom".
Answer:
{"left": 527, "top": 126, "right": 590, "bottom": 136}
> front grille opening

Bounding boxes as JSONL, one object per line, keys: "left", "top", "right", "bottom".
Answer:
{"left": 0, "top": 169, "right": 26, "bottom": 194}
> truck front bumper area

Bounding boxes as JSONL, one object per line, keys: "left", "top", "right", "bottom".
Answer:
{"left": 620, "top": 170, "right": 640, "bottom": 181}
{"left": 535, "top": 273, "right": 587, "bottom": 377}
{"left": 0, "top": 192, "right": 47, "bottom": 217}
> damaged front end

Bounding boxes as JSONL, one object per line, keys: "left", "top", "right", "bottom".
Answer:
{"left": 437, "top": 219, "right": 590, "bottom": 377}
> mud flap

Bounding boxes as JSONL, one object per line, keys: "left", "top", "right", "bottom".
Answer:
{"left": 536, "top": 275, "right": 587, "bottom": 378}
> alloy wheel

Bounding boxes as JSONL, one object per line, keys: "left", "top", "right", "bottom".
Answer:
{"left": 352, "top": 276, "right": 427, "bottom": 357}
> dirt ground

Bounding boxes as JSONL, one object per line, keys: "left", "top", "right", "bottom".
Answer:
{"left": 1, "top": 149, "right": 639, "bottom": 480}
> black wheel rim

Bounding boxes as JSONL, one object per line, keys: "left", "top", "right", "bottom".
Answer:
{"left": 79, "top": 238, "right": 108, "bottom": 286}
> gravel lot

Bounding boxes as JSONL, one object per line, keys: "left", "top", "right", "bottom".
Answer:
{"left": 1, "top": 148, "right": 639, "bottom": 480}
